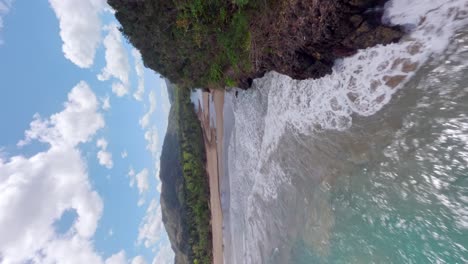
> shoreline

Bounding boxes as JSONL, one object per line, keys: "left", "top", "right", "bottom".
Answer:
{"left": 197, "top": 89, "right": 225, "bottom": 264}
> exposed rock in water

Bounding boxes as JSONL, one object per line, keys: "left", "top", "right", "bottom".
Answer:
{"left": 239, "top": 0, "right": 403, "bottom": 88}
{"left": 109, "top": 0, "right": 402, "bottom": 90}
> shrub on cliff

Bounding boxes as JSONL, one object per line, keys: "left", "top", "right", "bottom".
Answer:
{"left": 108, "top": 0, "right": 257, "bottom": 89}
{"left": 108, "top": 0, "right": 402, "bottom": 89}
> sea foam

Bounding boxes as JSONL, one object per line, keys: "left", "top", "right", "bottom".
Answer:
{"left": 226, "top": 1, "right": 468, "bottom": 263}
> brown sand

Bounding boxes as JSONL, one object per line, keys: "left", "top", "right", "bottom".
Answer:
{"left": 198, "top": 90, "right": 224, "bottom": 264}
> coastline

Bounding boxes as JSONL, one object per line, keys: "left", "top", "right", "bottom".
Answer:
{"left": 197, "top": 89, "right": 225, "bottom": 264}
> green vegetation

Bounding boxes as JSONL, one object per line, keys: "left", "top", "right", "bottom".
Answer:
{"left": 109, "top": 0, "right": 403, "bottom": 90}
{"left": 108, "top": 0, "right": 262, "bottom": 88}
{"left": 159, "top": 82, "right": 212, "bottom": 263}
{"left": 173, "top": 86, "right": 212, "bottom": 263}
{"left": 117, "top": 0, "right": 404, "bottom": 262}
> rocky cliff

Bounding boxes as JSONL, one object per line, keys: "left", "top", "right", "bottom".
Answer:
{"left": 108, "top": 0, "right": 403, "bottom": 89}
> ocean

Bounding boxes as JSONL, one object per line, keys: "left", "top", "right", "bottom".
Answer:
{"left": 222, "top": 0, "right": 468, "bottom": 263}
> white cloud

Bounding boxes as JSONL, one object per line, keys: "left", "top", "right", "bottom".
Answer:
{"left": 0, "top": 148, "right": 102, "bottom": 263}
{"left": 101, "top": 95, "right": 111, "bottom": 111}
{"left": 0, "top": 0, "right": 14, "bottom": 44}
{"left": 98, "top": 23, "right": 131, "bottom": 98}
{"left": 152, "top": 244, "right": 174, "bottom": 264}
{"left": 144, "top": 127, "right": 159, "bottom": 157}
{"left": 0, "top": 146, "right": 7, "bottom": 163}
{"left": 139, "top": 91, "right": 156, "bottom": 129}
{"left": 0, "top": 1, "right": 11, "bottom": 13}
{"left": 156, "top": 181, "right": 162, "bottom": 194}
{"left": 159, "top": 80, "right": 171, "bottom": 116}
{"left": 154, "top": 161, "right": 161, "bottom": 178}
{"left": 42, "top": 236, "right": 105, "bottom": 264}
{"left": 0, "top": 0, "right": 13, "bottom": 15}
{"left": 108, "top": 229, "right": 114, "bottom": 237}
{"left": 131, "top": 255, "right": 147, "bottom": 264}
{"left": 121, "top": 150, "right": 128, "bottom": 159}
{"left": 97, "top": 138, "right": 108, "bottom": 149}
{"left": 138, "top": 199, "right": 164, "bottom": 249}
{"left": 139, "top": 115, "right": 149, "bottom": 130}
{"left": 48, "top": 0, "right": 106, "bottom": 68}
{"left": 132, "top": 48, "right": 145, "bottom": 101}
{"left": 18, "top": 81, "right": 104, "bottom": 148}
{"left": 96, "top": 138, "right": 113, "bottom": 169}
{"left": 112, "top": 82, "right": 129, "bottom": 97}
{"left": 137, "top": 198, "right": 145, "bottom": 207}
{"left": 128, "top": 166, "right": 135, "bottom": 187}
{"left": 0, "top": 82, "right": 123, "bottom": 263}
{"left": 97, "top": 150, "right": 113, "bottom": 169}
{"left": 154, "top": 163, "right": 162, "bottom": 194}
{"left": 128, "top": 168, "right": 149, "bottom": 206}
{"left": 135, "top": 168, "right": 149, "bottom": 195}
{"left": 105, "top": 251, "right": 127, "bottom": 264}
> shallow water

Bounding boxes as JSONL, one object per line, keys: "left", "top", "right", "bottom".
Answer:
{"left": 291, "top": 52, "right": 468, "bottom": 263}
{"left": 223, "top": 1, "right": 468, "bottom": 263}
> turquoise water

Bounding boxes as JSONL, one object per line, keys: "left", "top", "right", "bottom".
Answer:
{"left": 225, "top": 30, "right": 468, "bottom": 264}
{"left": 224, "top": 2, "right": 468, "bottom": 262}
{"left": 291, "top": 35, "right": 468, "bottom": 263}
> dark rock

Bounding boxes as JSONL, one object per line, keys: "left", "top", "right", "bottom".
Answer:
{"left": 383, "top": 75, "right": 406, "bottom": 88}
{"left": 343, "top": 24, "right": 403, "bottom": 49}
{"left": 346, "top": 0, "right": 377, "bottom": 7}
{"left": 236, "top": 0, "right": 404, "bottom": 88}
{"left": 110, "top": 0, "right": 404, "bottom": 90}
{"left": 350, "top": 15, "right": 364, "bottom": 27}
{"left": 333, "top": 46, "right": 358, "bottom": 57}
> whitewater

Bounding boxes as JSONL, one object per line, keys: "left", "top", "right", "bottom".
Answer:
{"left": 222, "top": 0, "right": 468, "bottom": 263}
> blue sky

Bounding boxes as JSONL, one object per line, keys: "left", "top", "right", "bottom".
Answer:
{"left": 0, "top": 0, "right": 173, "bottom": 263}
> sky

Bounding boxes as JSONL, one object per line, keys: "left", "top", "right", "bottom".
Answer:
{"left": 0, "top": 0, "right": 174, "bottom": 263}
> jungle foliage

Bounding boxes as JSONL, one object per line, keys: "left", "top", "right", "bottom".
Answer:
{"left": 174, "top": 86, "right": 212, "bottom": 263}
{"left": 108, "top": 0, "right": 261, "bottom": 89}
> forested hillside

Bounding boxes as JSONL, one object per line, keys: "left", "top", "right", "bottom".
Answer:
{"left": 159, "top": 84, "right": 212, "bottom": 264}
{"left": 108, "top": 0, "right": 402, "bottom": 89}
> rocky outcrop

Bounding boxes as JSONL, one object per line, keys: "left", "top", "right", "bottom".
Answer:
{"left": 237, "top": 0, "right": 403, "bottom": 88}
{"left": 109, "top": 0, "right": 403, "bottom": 90}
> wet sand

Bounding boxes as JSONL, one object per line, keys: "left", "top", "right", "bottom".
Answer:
{"left": 197, "top": 90, "right": 224, "bottom": 264}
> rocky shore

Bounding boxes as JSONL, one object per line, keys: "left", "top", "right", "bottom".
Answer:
{"left": 109, "top": 0, "right": 403, "bottom": 89}
{"left": 237, "top": 0, "right": 403, "bottom": 88}
{"left": 109, "top": 0, "right": 405, "bottom": 263}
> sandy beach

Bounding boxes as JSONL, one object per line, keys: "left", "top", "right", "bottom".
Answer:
{"left": 197, "top": 89, "right": 225, "bottom": 264}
